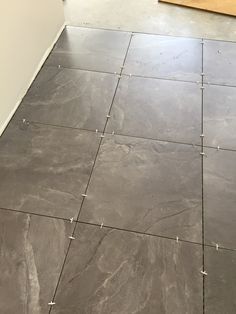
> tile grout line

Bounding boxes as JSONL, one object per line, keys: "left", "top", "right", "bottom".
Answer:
{"left": 0, "top": 205, "right": 235, "bottom": 252}
{"left": 201, "top": 38, "right": 205, "bottom": 314}
{"left": 48, "top": 34, "right": 133, "bottom": 312}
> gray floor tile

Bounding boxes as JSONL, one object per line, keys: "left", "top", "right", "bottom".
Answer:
{"left": 16, "top": 66, "right": 118, "bottom": 131}
{"left": 205, "top": 246, "right": 236, "bottom": 314}
{"left": 204, "top": 84, "right": 236, "bottom": 150}
{"left": 0, "top": 209, "right": 73, "bottom": 314}
{"left": 51, "top": 223, "right": 203, "bottom": 314}
{"left": 204, "top": 40, "right": 236, "bottom": 86}
{"left": 106, "top": 76, "right": 201, "bottom": 143}
{"left": 0, "top": 122, "right": 100, "bottom": 218}
{"left": 46, "top": 27, "right": 131, "bottom": 72}
{"left": 80, "top": 135, "right": 202, "bottom": 242}
{"left": 123, "top": 34, "right": 202, "bottom": 81}
{"left": 204, "top": 148, "right": 236, "bottom": 249}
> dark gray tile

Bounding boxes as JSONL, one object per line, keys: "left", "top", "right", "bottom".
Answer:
{"left": 204, "top": 148, "right": 236, "bottom": 249}
{"left": 0, "top": 122, "right": 100, "bottom": 218}
{"left": 80, "top": 135, "right": 202, "bottom": 242}
{"left": 0, "top": 209, "right": 73, "bottom": 314}
{"left": 16, "top": 66, "right": 118, "bottom": 131}
{"left": 204, "top": 40, "right": 236, "bottom": 86}
{"left": 46, "top": 27, "right": 131, "bottom": 72}
{"left": 106, "top": 76, "right": 201, "bottom": 143}
{"left": 204, "top": 84, "right": 236, "bottom": 150}
{"left": 123, "top": 34, "right": 202, "bottom": 81}
{"left": 51, "top": 223, "right": 203, "bottom": 314}
{"left": 205, "top": 246, "right": 236, "bottom": 314}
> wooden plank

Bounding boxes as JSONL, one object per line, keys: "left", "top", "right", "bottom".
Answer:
{"left": 159, "top": 0, "right": 236, "bottom": 17}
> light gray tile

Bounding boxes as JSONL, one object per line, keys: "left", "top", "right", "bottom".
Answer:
{"left": 80, "top": 135, "right": 202, "bottom": 242}
{"left": 0, "top": 209, "right": 73, "bottom": 314}
{"left": 204, "top": 40, "right": 236, "bottom": 86}
{"left": 106, "top": 76, "right": 201, "bottom": 143}
{"left": 16, "top": 66, "right": 118, "bottom": 131}
{"left": 46, "top": 27, "right": 131, "bottom": 72}
{"left": 205, "top": 246, "right": 236, "bottom": 314}
{"left": 204, "top": 148, "right": 236, "bottom": 249}
{"left": 204, "top": 84, "right": 236, "bottom": 150}
{"left": 124, "top": 34, "right": 202, "bottom": 81}
{"left": 0, "top": 122, "right": 100, "bottom": 218}
{"left": 51, "top": 223, "right": 203, "bottom": 314}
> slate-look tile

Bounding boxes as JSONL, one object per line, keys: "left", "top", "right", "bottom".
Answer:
{"left": 106, "top": 76, "right": 201, "bottom": 143}
{"left": 51, "top": 224, "right": 203, "bottom": 314}
{"left": 46, "top": 27, "right": 131, "bottom": 72}
{"left": 204, "top": 84, "right": 236, "bottom": 150}
{"left": 205, "top": 246, "right": 236, "bottom": 314}
{"left": 16, "top": 66, "right": 118, "bottom": 131}
{"left": 0, "top": 122, "right": 100, "bottom": 218}
{"left": 203, "top": 40, "right": 236, "bottom": 86}
{"left": 204, "top": 148, "right": 236, "bottom": 249}
{"left": 0, "top": 210, "right": 73, "bottom": 314}
{"left": 80, "top": 135, "right": 202, "bottom": 242}
{"left": 123, "top": 34, "right": 202, "bottom": 81}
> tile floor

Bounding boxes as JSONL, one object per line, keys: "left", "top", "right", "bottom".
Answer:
{"left": 1, "top": 26, "right": 236, "bottom": 313}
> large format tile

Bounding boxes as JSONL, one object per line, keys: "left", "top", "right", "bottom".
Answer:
{"left": 80, "top": 135, "right": 202, "bottom": 242}
{"left": 16, "top": 66, "right": 118, "bottom": 131}
{"left": 106, "top": 76, "right": 201, "bottom": 143}
{"left": 51, "top": 223, "right": 203, "bottom": 314}
{"left": 204, "top": 40, "right": 236, "bottom": 86}
{"left": 123, "top": 34, "right": 202, "bottom": 81}
{"left": 0, "top": 209, "right": 73, "bottom": 314}
{"left": 0, "top": 122, "right": 100, "bottom": 218}
{"left": 204, "top": 148, "right": 236, "bottom": 249}
{"left": 204, "top": 84, "right": 236, "bottom": 150}
{"left": 205, "top": 246, "right": 236, "bottom": 314}
{"left": 46, "top": 27, "right": 131, "bottom": 72}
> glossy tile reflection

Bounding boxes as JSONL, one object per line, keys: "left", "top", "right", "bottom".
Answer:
{"left": 51, "top": 223, "right": 203, "bottom": 314}
{"left": 80, "top": 135, "right": 202, "bottom": 242}
{"left": 16, "top": 67, "right": 118, "bottom": 131}
{"left": 204, "top": 148, "right": 236, "bottom": 249}
{"left": 0, "top": 209, "right": 73, "bottom": 314}
{"left": 0, "top": 122, "right": 100, "bottom": 218}
{"left": 124, "top": 34, "right": 202, "bottom": 81}
{"left": 46, "top": 27, "right": 131, "bottom": 72}
{"left": 106, "top": 76, "right": 201, "bottom": 143}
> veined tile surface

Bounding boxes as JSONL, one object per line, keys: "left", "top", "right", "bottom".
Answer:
{"left": 51, "top": 223, "right": 203, "bottom": 314}
{"left": 16, "top": 66, "right": 118, "bottom": 132}
{"left": 0, "top": 122, "right": 100, "bottom": 218}
{"left": 0, "top": 209, "right": 73, "bottom": 314}
{"left": 106, "top": 76, "right": 201, "bottom": 143}
{"left": 80, "top": 135, "right": 202, "bottom": 242}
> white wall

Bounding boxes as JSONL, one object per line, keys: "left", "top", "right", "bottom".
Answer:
{"left": 0, "top": 0, "right": 65, "bottom": 135}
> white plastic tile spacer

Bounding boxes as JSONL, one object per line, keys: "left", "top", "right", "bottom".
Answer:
{"left": 218, "top": 50, "right": 221, "bottom": 54}
{"left": 107, "top": 115, "right": 111, "bottom": 118}
{"left": 201, "top": 72, "right": 205, "bottom": 76}
{"left": 95, "top": 129, "right": 98, "bottom": 133}
{"left": 100, "top": 134, "right": 105, "bottom": 138}
{"left": 48, "top": 302, "right": 56, "bottom": 306}
{"left": 216, "top": 243, "right": 219, "bottom": 250}
{"left": 70, "top": 217, "right": 74, "bottom": 223}
{"left": 200, "top": 86, "right": 205, "bottom": 90}
{"left": 200, "top": 134, "right": 204, "bottom": 138}
{"left": 81, "top": 194, "right": 87, "bottom": 197}
{"left": 129, "top": 74, "right": 132, "bottom": 77}
{"left": 200, "top": 152, "right": 206, "bottom": 156}
{"left": 100, "top": 222, "right": 104, "bottom": 229}
{"left": 217, "top": 146, "right": 220, "bottom": 151}
{"left": 58, "top": 65, "right": 61, "bottom": 68}
{"left": 69, "top": 236, "right": 75, "bottom": 240}
{"left": 114, "top": 71, "right": 117, "bottom": 75}
{"left": 112, "top": 131, "right": 115, "bottom": 135}
{"left": 200, "top": 270, "right": 208, "bottom": 276}
{"left": 176, "top": 236, "right": 179, "bottom": 243}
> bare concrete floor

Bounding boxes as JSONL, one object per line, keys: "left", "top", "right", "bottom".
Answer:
{"left": 64, "top": 0, "right": 236, "bottom": 41}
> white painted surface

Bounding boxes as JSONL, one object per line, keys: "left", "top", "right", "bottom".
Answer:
{"left": 0, "top": 0, "right": 65, "bottom": 135}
